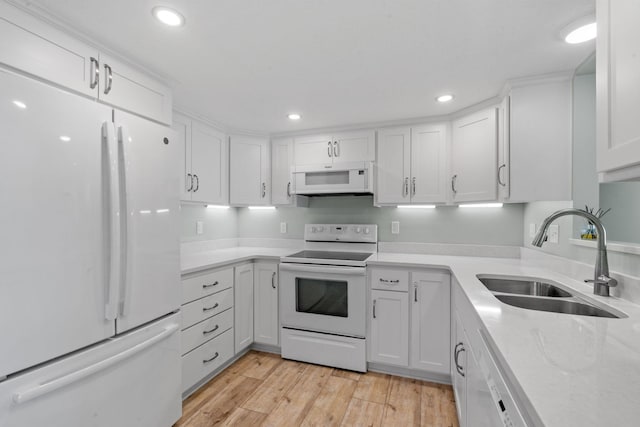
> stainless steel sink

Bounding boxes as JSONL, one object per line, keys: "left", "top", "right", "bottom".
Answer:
{"left": 478, "top": 277, "right": 572, "bottom": 298}
{"left": 494, "top": 294, "right": 620, "bottom": 318}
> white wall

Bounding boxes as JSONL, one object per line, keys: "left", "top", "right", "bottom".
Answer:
{"left": 181, "top": 204, "right": 238, "bottom": 242}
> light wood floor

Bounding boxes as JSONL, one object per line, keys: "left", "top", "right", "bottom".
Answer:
{"left": 176, "top": 350, "right": 459, "bottom": 427}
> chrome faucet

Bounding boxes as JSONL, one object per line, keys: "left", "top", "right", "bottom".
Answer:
{"left": 532, "top": 208, "right": 617, "bottom": 297}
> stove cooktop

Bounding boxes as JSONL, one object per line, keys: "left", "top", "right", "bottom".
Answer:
{"left": 284, "top": 250, "right": 373, "bottom": 262}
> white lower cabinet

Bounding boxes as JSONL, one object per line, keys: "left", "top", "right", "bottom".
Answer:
{"left": 369, "top": 289, "right": 409, "bottom": 366}
{"left": 452, "top": 310, "right": 468, "bottom": 426}
{"left": 410, "top": 270, "right": 451, "bottom": 374}
{"left": 253, "top": 262, "right": 279, "bottom": 347}
{"left": 180, "top": 266, "right": 235, "bottom": 394}
{"left": 234, "top": 263, "right": 254, "bottom": 352}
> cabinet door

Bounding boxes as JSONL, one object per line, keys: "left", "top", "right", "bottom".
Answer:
{"left": 376, "top": 127, "right": 410, "bottom": 204}
{"left": 452, "top": 310, "right": 467, "bottom": 427}
{"left": 271, "top": 138, "right": 294, "bottom": 205}
{"left": 230, "top": 135, "right": 270, "bottom": 205}
{"left": 172, "top": 113, "right": 193, "bottom": 201}
{"left": 253, "top": 262, "right": 279, "bottom": 347}
{"left": 410, "top": 124, "right": 448, "bottom": 203}
{"left": 369, "top": 290, "right": 409, "bottom": 366}
{"left": 98, "top": 54, "right": 172, "bottom": 125}
{"left": 234, "top": 264, "right": 254, "bottom": 352}
{"left": 451, "top": 108, "right": 498, "bottom": 202}
{"left": 0, "top": 2, "right": 98, "bottom": 97}
{"left": 410, "top": 271, "right": 450, "bottom": 374}
{"left": 497, "top": 96, "right": 510, "bottom": 201}
{"left": 191, "top": 122, "right": 228, "bottom": 204}
{"left": 332, "top": 130, "right": 376, "bottom": 163}
{"left": 294, "top": 134, "right": 333, "bottom": 166}
{"left": 596, "top": 0, "right": 640, "bottom": 173}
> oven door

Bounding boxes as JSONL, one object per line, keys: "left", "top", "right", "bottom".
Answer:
{"left": 279, "top": 263, "right": 366, "bottom": 338}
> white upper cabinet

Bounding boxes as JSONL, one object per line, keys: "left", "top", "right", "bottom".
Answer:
{"left": 596, "top": 0, "right": 640, "bottom": 179}
{"left": 294, "top": 129, "right": 375, "bottom": 167}
{"left": 0, "top": 3, "right": 171, "bottom": 124}
{"left": 97, "top": 54, "right": 172, "bottom": 125}
{"left": 271, "top": 137, "right": 294, "bottom": 205}
{"left": 376, "top": 125, "right": 447, "bottom": 205}
{"left": 507, "top": 77, "right": 572, "bottom": 201}
{"left": 0, "top": 2, "right": 97, "bottom": 97}
{"left": 230, "top": 135, "right": 271, "bottom": 206}
{"left": 451, "top": 108, "right": 498, "bottom": 203}
{"left": 411, "top": 124, "right": 448, "bottom": 203}
{"left": 173, "top": 113, "right": 229, "bottom": 205}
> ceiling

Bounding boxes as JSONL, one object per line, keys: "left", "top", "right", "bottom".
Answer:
{"left": 28, "top": 0, "right": 595, "bottom": 134}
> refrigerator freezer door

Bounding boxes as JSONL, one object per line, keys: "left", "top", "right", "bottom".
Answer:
{"left": 114, "top": 109, "right": 180, "bottom": 333}
{"left": 0, "top": 69, "right": 115, "bottom": 378}
{"left": 0, "top": 313, "right": 181, "bottom": 427}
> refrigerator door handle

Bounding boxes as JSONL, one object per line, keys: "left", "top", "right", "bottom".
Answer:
{"left": 102, "top": 122, "right": 120, "bottom": 321}
{"left": 12, "top": 323, "right": 179, "bottom": 405}
{"left": 117, "top": 125, "right": 132, "bottom": 317}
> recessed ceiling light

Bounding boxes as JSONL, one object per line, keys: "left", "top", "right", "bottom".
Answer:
{"left": 565, "top": 22, "right": 597, "bottom": 44}
{"left": 152, "top": 6, "right": 185, "bottom": 27}
{"left": 59, "top": 136, "right": 71, "bottom": 142}
{"left": 436, "top": 94, "right": 454, "bottom": 103}
{"left": 288, "top": 113, "right": 302, "bottom": 121}
{"left": 12, "top": 100, "right": 27, "bottom": 109}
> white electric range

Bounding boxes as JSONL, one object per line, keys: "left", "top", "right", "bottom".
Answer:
{"left": 279, "top": 224, "right": 377, "bottom": 372}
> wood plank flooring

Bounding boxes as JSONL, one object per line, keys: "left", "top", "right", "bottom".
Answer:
{"left": 176, "top": 351, "right": 459, "bottom": 427}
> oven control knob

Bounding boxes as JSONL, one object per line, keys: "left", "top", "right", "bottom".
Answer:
{"left": 355, "top": 227, "right": 362, "bottom": 233}
{"left": 311, "top": 226, "right": 317, "bottom": 233}
{"left": 317, "top": 226, "right": 324, "bottom": 232}
{"left": 364, "top": 227, "right": 370, "bottom": 234}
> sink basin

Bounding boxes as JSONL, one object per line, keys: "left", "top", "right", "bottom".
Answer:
{"left": 495, "top": 294, "right": 620, "bottom": 318}
{"left": 478, "top": 277, "right": 572, "bottom": 298}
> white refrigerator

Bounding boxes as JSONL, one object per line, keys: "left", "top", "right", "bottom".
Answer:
{"left": 0, "top": 67, "right": 182, "bottom": 426}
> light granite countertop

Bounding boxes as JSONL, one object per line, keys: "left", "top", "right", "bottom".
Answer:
{"left": 182, "top": 247, "right": 640, "bottom": 427}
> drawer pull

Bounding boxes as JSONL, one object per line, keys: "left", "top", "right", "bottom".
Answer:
{"left": 379, "top": 278, "right": 400, "bottom": 284}
{"left": 203, "top": 325, "right": 220, "bottom": 335}
{"left": 203, "top": 281, "right": 219, "bottom": 289}
{"left": 203, "top": 303, "right": 219, "bottom": 312}
{"left": 203, "top": 352, "right": 219, "bottom": 364}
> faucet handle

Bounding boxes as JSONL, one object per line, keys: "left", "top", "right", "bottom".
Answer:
{"left": 584, "top": 276, "right": 618, "bottom": 288}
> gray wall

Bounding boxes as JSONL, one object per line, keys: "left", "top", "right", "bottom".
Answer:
{"left": 180, "top": 196, "right": 524, "bottom": 245}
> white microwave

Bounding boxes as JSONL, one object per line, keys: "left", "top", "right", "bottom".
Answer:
{"left": 292, "top": 161, "right": 373, "bottom": 195}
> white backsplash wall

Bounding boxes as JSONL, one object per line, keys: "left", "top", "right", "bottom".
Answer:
{"left": 180, "top": 204, "right": 238, "bottom": 242}
{"left": 236, "top": 196, "right": 524, "bottom": 245}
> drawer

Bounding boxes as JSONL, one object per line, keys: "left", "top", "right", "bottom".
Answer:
{"left": 181, "top": 308, "right": 233, "bottom": 356}
{"left": 181, "top": 288, "right": 233, "bottom": 330}
{"left": 371, "top": 268, "right": 409, "bottom": 292}
{"left": 182, "top": 268, "right": 233, "bottom": 304}
{"left": 182, "top": 328, "right": 234, "bottom": 393}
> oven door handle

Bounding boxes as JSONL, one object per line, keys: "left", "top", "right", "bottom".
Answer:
{"left": 279, "top": 263, "right": 366, "bottom": 276}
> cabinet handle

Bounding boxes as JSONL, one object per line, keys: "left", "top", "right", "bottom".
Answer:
{"left": 186, "top": 173, "right": 193, "bottom": 192}
{"left": 193, "top": 174, "right": 199, "bottom": 192}
{"left": 203, "top": 352, "right": 219, "bottom": 364}
{"left": 262, "top": 182, "right": 266, "bottom": 198}
{"left": 414, "top": 284, "right": 418, "bottom": 302}
{"left": 404, "top": 177, "right": 409, "bottom": 197}
{"left": 90, "top": 57, "right": 100, "bottom": 89}
{"left": 451, "top": 175, "right": 458, "bottom": 194}
{"left": 412, "top": 177, "right": 416, "bottom": 196}
{"left": 372, "top": 299, "right": 377, "bottom": 319}
{"left": 498, "top": 164, "right": 507, "bottom": 187}
{"left": 333, "top": 141, "right": 340, "bottom": 157}
{"left": 203, "top": 324, "right": 220, "bottom": 335}
{"left": 271, "top": 271, "right": 277, "bottom": 289}
{"left": 203, "top": 281, "right": 219, "bottom": 289}
{"left": 454, "top": 343, "right": 465, "bottom": 377}
{"left": 327, "top": 141, "right": 333, "bottom": 157}
{"left": 103, "top": 63, "right": 113, "bottom": 94}
{"left": 203, "top": 302, "right": 219, "bottom": 312}
{"left": 379, "top": 278, "right": 399, "bottom": 284}
{"left": 287, "top": 182, "right": 291, "bottom": 197}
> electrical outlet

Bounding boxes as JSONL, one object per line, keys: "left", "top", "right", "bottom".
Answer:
{"left": 548, "top": 224, "right": 559, "bottom": 243}
{"left": 529, "top": 223, "right": 537, "bottom": 238}
{"left": 280, "top": 222, "right": 287, "bottom": 234}
{"left": 391, "top": 221, "right": 400, "bottom": 234}
{"left": 196, "top": 221, "right": 204, "bottom": 235}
